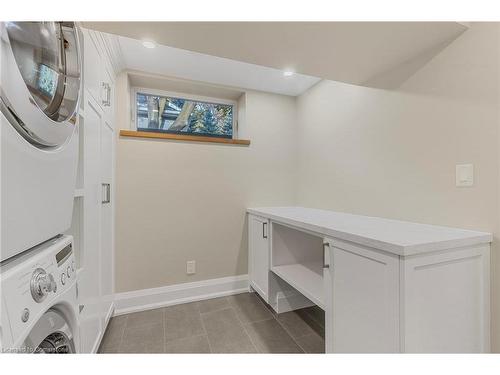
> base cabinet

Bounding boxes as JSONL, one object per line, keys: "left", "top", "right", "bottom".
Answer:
{"left": 247, "top": 214, "right": 491, "bottom": 353}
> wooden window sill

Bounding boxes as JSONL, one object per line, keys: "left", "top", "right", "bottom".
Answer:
{"left": 119, "top": 130, "right": 251, "bottom": 146}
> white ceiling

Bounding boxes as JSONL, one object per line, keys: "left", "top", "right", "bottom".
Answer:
{"left": 85, "top": 22, "right": 468, "bottom": 92}
{"left": 118, "top": 35, "right": 321, "bottom": 96}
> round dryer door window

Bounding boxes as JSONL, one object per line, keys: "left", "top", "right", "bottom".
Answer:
{"left": 23, "top": 309, "right": 76, "bottom": 354}
{"left": 0, "top": 22, "right": 82, "bottom": 148}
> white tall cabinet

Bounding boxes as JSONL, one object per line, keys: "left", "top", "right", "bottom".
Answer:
{"left": 248, "top": 207, "right": 491, "bottom": 353}
{"left": 66, "top": 27, "right": 119, "bottom": 353}
{"left": 100, "top": 121, "right": 114, "bottom": 318}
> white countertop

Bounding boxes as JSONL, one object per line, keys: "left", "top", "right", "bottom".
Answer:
{"left": 247, "top": 207, "right": 492, "bottom": 256}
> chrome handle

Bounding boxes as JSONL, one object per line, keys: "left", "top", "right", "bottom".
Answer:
{"left": 106, "top": 84, "right": 111, "bottom": 106}
{"left": 101, "top": 83, "right": 111, "bottom": 107}
{"left": 102, "top": 183, "right": 110, "bottom": 204}
{"left": 101, "top": 82, "right": 107, "bottom": 105}
{"left": 323, "top": 242, "right": 330, "bottom": 269}
{"left": 263, "top": 222, "right": 268, "bottom": 239}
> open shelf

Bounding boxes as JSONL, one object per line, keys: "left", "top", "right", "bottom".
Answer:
{"left": 271, "top": 261, "right": 324, "bottom": 309}
{"left": 271, "top": 222, "right": 326, "bottom": 310}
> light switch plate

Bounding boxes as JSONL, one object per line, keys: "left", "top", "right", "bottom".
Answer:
{"left": 456, "top": 163, "right": 474, "bottom": 187}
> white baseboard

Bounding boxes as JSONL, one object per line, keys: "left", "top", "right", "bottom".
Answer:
{"left": 104, "top": 303, "right": 115, "bottom": 328}
{"left": 113, "top": 275, "right": 249, "bottom": 316}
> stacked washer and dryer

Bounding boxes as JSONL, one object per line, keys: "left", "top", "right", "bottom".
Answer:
{"left": 0, "top": 22, "right": 83, "bottom": 353}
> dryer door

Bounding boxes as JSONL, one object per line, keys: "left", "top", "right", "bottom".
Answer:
{"left": 0, "top": 21, "right": 81, "bottom": 148}
{"left": 23, "top": 309, "right": 75, "bottom": 354}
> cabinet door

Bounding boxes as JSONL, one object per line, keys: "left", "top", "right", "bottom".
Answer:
{"left": 248, "top": 215, "right": 270, "bottom": 302}
{"left": 100, "top": 120, "right": 114, "bottom": 322}
{"left": 83, "top": 31, "right": 102, "bottom": 107}
{"left": 78, "top": 96, "right": 102, "bottom": 353}
{"left": 325, "top": 239, "right": 400, "bottom": 353}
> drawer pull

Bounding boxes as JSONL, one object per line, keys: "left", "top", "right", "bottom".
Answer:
{"left": 323, "top": 242, "right": 330, "bottom": 269}
{"left": 102, "top": 183, "right": 111, "bottom": 204}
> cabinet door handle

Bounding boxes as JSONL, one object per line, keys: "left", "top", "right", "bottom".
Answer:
{"left": 102, "top": 183, "right": 111, "bottom": 204}
{"left": 101, "top": 82, "right": 107, "bottom": 106}
{"left": 323, "top": 242, "right": 330, "bottom": 269}
{"left": 262, "top": 222, "right": 268, "bottom": 239}
{"left": 106, "top": 84, "right": 111, "bottom": 106}
{"left": 101, "top": 83, "right": 111, "bottom": 107}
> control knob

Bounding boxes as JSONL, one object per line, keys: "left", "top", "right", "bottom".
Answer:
{"left": 30, "top": 268, "right": 57, "bottom": 303}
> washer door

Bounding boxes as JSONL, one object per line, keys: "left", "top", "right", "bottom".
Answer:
{"left": 23, "top": 309, "right": 75, "bottom": 354}
{"left": 0, "top": 22, "right": 81, "bottom": 148}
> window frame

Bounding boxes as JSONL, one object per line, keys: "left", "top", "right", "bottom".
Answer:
{"left": 131, "top": 87, "right": 238, "bottom": 139}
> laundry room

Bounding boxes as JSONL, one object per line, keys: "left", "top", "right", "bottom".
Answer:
{"left": 1, "top": 1, "right": 500, "bottom": 374}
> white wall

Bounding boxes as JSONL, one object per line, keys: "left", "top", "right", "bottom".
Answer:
{"left": 295, "top": 23, "right": 500, "bottom": 351}
{"left": 114, "top": 86, "right": 297, "bottom": 292}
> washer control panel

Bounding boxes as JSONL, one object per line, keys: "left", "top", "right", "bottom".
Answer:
{"left": 0, "top": 235, "right": 75, "bottom": 347}
{"left": 55, "top": 243, "right": 74, "bottom": 289}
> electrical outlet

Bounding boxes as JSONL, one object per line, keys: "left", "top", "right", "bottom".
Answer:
{"left": 186, "top": 260, "right": 196, "bottom": 275}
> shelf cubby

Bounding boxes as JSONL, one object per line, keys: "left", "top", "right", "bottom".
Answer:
{"left": 270, "top": 222, "right": 325, "bottom": 309}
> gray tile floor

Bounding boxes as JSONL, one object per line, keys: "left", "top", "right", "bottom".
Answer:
{"left": 98, "top": 292, "right": 325, "bottom": 353}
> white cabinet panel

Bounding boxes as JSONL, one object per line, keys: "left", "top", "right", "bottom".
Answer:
{"left": 83, "top": 30, "right": 114, "bottom": 118}
{"left": 100, "top": 121, "right": 114, "bottom": 320}
{"left": 403, "top": 246, "right": 490, "bottom": 353}
{"left": 327, "top": 239, "right": 400, "bottom": 353}
{"left": 78, "top": 96, "right": 102, "bottom": 353}
{"left": 248, "top": 215, "right": 270, "bottom": 302}
{"left": 83, "top": 33, "right": 102, "bottom": 107}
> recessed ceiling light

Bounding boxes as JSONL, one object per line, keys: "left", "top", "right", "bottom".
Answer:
{"left": 40, "top": 28, "right": 50, "bottom": 38}
{"left": 142, "top": 40, "right": 156, "bottom": 49}
{"left": 283, "top": 70, "right": 294, "bottom": 77}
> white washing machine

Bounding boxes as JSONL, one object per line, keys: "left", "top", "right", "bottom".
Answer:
{"left": 0, "top": 22, "right": 82, "bottom": 261}
{"left": 0, "top": 235, "right": 79, "bottom": 353}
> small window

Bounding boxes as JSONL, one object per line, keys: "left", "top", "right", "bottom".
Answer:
{"left": 134, "top": 90, "right": 235, "bottom": 139}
